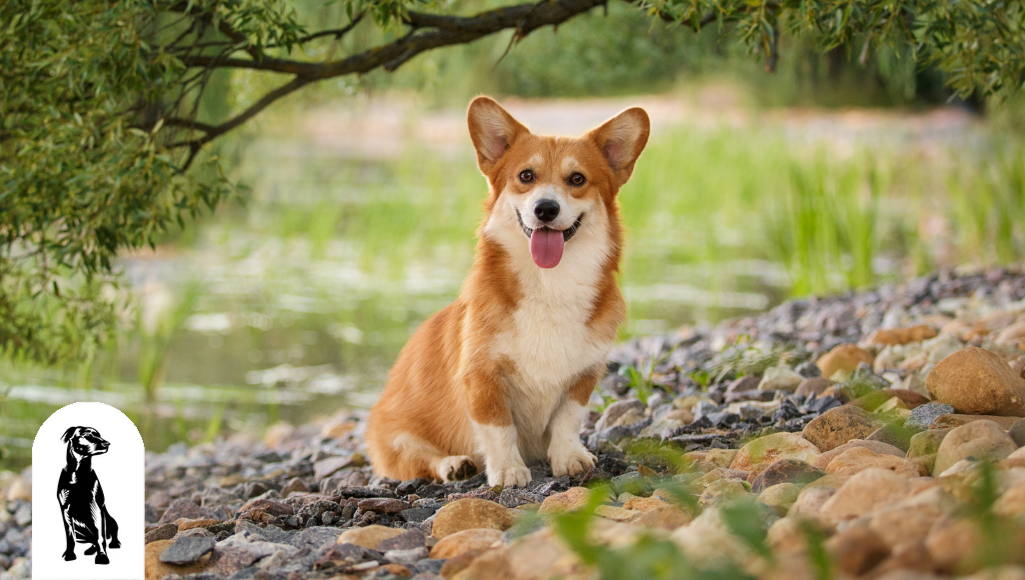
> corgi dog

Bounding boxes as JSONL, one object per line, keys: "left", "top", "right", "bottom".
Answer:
{"left": 365, "top": 97, "right": 649, "bottom": 487}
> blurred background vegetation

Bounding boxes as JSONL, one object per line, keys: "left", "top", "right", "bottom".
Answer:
{"left": 2, "top": 0, "right": 1025, "bottom": 469}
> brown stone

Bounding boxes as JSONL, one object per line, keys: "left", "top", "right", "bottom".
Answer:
{"left": 621, "top": 496, "right": 669, "bottom": 512}
{"left": 867, "top": 326, "right": 939, "bottom": 346}
{"left": 820, "top": 468, "right": 914, "bottom": 524}
{"left": 812, "top": 439, "right": 906, "bottom": 469}
{"left": 431, "top": 498, "right": 516, "bottom": 539}
{"left": 336, "top": 525, "right": 405, "bottom": 549}
{"left": 145, "top": 539, "right": 212, "bottom": 580}
{"left": 796, "top": 378, "right": 835, "bottom": 397}
{"left": 926, "top": 347, "right": 1025, "bottom": 416}
{"left": 145, "top": 523, "right": 179, "bottom": 544}
{"left": 817, "top": 344, "right": 875, "bottom": 378}
{"left": 767, "top": 516, "right": 835, "bottom": 553}
{"left": 176, "top": 518, "right": 217, "bottom": 532}
{"left": 788, "top": 486, "right": 836, "bottom": 518}
{"left": 930, "top": 414, "right": 1021, "bottom": 430}
{"left": 908, "top": 430, "right": 950, "bottom": 458}
{"left": 635, "top": 506, "right": 692, "bottom": 530}
{"left": 802, "top": 405, "right": 881, "bottom": 452}
{"left": 825, "top": 521, "right": 890, "bottom": 576}
{"left": 824, "top": 446, "right": 926, "bottom": 478}
{"left": 757, "top": 483, "right": 801, "bottom": 516}
{"left": 751, "top": 459, "right": 825, "bottom": 493}
{"left": 440, "top": 548, "right": 487, "bottom": 578}
{"left": 934, "top": 420, "right": 1017, "bottom": 475}
{"left": 430, "top": 528, "right": 503, "bottom": 559}
{"left": 730, "top": 432, "right": 821, "bottom": 477}
{"left": 452, "top": 529, "right": 577, "bottom": 580}
{"left": 538, "top": 487, "right": 593, "bottom": 515}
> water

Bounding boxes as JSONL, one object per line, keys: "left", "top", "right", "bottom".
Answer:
{"left": 0, "top": 96, "right": 987, "bottom": 470}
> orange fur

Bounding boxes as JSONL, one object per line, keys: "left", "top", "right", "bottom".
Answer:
{"left": 365, "top": 97, "right": 649, "bottom": 486}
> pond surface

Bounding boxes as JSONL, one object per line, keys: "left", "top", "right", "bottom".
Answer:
{"left": 0, "top": 96, "right": 988, "bottom": 470}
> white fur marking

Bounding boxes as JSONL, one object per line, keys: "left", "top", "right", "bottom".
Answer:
{"left": 474, "top": 422, "right": 531, "bottom": 487}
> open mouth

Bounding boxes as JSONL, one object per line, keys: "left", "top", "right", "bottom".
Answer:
{"left": 515, "top": 210, "right": 583, "bottom": 242}
{"left": 516, "top": 210, "right": 583, "bottom": 269}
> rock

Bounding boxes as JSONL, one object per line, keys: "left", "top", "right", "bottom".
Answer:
{"left": 207, "top": 547, "right": 260, "bottom": 577}
{"left": 158, "top": 498, "right": 203, "bottom": 525}
{"left": 5, "top": 478, "right": 30, "bottom": 502}
{"left": 867, "top": 325, "right": 938, "bottom": 346}
{"left": 934, "top": 420, "right": 1017, "bottom": 475}
{"left": 868, "top": 424, "right": 912, "bottom": 453}
{"left": 865, "top": 489, "right": 952, "bottom": 546}
{"left": 819, "top": 468, "right": 914, "bottom": 523}
{"left": 1011, "top": 418, "right": 1025, "bottom": 447}
{"left": 812, "top": 439, "right": 906, "bottom": 469}
{"left": 706, "top": 448, "right": 738, "bottom": 468}
{"left": 905, "top": 403, "right": 957, "bottom": 433}
{"left": 802, "top": 405, "right": 881, "bottom": 452}
{"left": 159, "top": 536, "right": 216, "bottom": 565}
{"left": 451, "top": 528, "right": 574, "bottom": 580}
{"left": 358, "top": 497, "right": 411, "bottom": 514}
{"left": 997, "top": 321, "right": 1025, "bottom": 346}
{"left": 595, "top": 505, "right": 642, "bottom": 522}
{"left": 788, "top": 485, "right": 837, "bottom": 517}
{"left": 146, "top": 523, "right": 179, "bottom": 543}
{"left": 314, "top": 456, "right": 358, "bottom": 480}
{"left": 909, "top": 430, "right": 950, "bottom": 458}
{"left": 758, "top": 366, "right": 804, "bottom": 392}
{"left": 671, "top": 507, "right": 764, "bottom": 568}
{"left": 595, "top": 399, "right": 645, "bottom": 431}
{"left": 636, "top": 506, "right": 693, "bottom": 530}
{"left": 757, "top": 483, "right": 801, "bottom": 516}
{"left": 698, "top": 479, "right": 751, "bottom": 508}
{"left": 925, "top": 516, "right": 984, "bottom": 574}
{"left": 377, "top": 528, "right": 426, "bottom": 551}
{"left": 145, "top": 539, "right": 212, "bottom": 580}
{"left": 993, "top": 483, "right": 1025, "bottom": 518}
{"left": 931, "top": 414, "right": 1022, "bottom": 430}
{"left": 177, "top": 517, "right": 217, "bottom": 532}
{"left": 383, "top": 546, "right": 429, "bottom": 567}
{"left": 538, "top": 487, "right": 592, "bottom": 515}
{"left": 825, "top": 521, "right": 890, "bottom": 576}
{"left": 853, "top": 389, "right": 931, "bottom": 411}
{"left": 818, "top": 344, "right": 875, "bottom": 379}
{"left": 796, "top": 378, "right": 835, "bottom": 397}
{"left": 431, "top": 498, "right": 516, "bottom": 538}
{"left": 430, "top": 528, "right": 503, "bottom": 559}
{"left": 751, "top": 459, "right": 825, "bottom": 493}
{"left": 730, "top": 432, "right": 821, "bottom": 478}
{"left": 825, "top": 446, "right": 925, "bottom": 477}
{"left": 280, "top": 477, "right": 311, "bottom": 496}
{"left": 926, "top": 347, "right": 1025, "bottom": 416}
{"left": 336, "top": 525, "right": 405, "bottom": 549}
{"left": 767, "top": 516, "right": 834, "bottom": 553}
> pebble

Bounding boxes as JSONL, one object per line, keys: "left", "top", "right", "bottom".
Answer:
{"left": 751, "top": 459, "right": 825, "bottom": 492}
{"left": 730, "top": 432, "right": 821, "bottom": 477}
{"left": 430, "top": 498, "right": 516, "bottom": 538}
{"left": 802, "top": 405, "right": 880, "bottom": 452}
{"left": 817, "top": 344, "right": 875, "bottom": 379}
{"left": 905, "top": 403, "right": 956, "bottom": 433}
{"left": 159, "top": 536, "right": 216, "bottom": 565}
{"left": 934, "top": 420, "right": 1018, "bottom": 475}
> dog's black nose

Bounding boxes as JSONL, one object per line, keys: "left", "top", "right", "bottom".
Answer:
{"left": 533, "top": 199, "right": 560, "bottom": 223}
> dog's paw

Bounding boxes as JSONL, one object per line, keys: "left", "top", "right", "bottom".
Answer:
{"left": 436, "top": 456, "right": 478, "bottom": 482}
{"left": 95, "top": 553, "right": 110, "bottom": 565}
{"left": 486, "top": 463, "right": 532, "bottom": 488}
{"left": 549, "top": 444, "right": 596, "bottom": 477}
{"left": 109, "top": 539, "right": 121, "bottom": 549}
{"left": 62, "top": 551, "right": 76, "bottom": 562}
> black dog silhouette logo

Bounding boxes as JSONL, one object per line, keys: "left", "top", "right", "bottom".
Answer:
{"left": 33, "top": 402, "right": 144, "bottom": 580}
{"left": 58, "top": 426, "right": 122, "bottom": 564}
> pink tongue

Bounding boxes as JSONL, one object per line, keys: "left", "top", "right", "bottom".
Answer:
{"left": 530, "top": 228, "right": 564, "bottom": 269}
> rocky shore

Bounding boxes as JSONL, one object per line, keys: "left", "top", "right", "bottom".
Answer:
{"left": 6, "top": 267, "right": 1025, "bottom": 580}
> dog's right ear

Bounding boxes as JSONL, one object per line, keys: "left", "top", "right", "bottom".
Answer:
{"left": 467, "top": 96, "right": 529, "bottom": 175}
{"left": 61, "top": 427, "right": 79, "bottom": 443}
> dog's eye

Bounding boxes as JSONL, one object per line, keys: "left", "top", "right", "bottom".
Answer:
{"left": 569, "top": 172, "right": 586, "bottom": 186}
{"left": 518, "top": 170, "right": 534, "bottom": 183}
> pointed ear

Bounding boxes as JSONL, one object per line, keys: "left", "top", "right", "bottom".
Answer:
{"left": 61, "top": 427, "right": 79, "bottom": 443}
{"left": 585, "top": 107, "right": 650, "bottom": 186}
{"left": 467, "top": 96, "right": 530, "bottom": 174}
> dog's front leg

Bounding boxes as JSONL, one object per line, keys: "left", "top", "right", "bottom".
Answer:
{"left": 467, "top": 365, "right": 531, "bottom": 488}
{"left": 57, "top": 479, "right": 76, "bottom": 561}
{"left": 547, "top": 368, "right": 599, "bottom": 477}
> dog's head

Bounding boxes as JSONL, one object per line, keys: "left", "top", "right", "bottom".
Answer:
{"left": 61, "top": 426, "right": 110, "bottom": 458}
{"left": 467, "top": 97, "right": 649, "bottom": 270}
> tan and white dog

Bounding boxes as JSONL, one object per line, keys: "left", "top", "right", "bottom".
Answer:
{"left": 365, "top": 97, "right": 649, "bottom": 487}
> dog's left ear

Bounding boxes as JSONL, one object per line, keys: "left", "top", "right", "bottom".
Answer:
{"left": 585, "top": 108, "right": 650, "bottom": 187}
{"left": 61, "top": 427, "right": 79, "bottom": 443}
